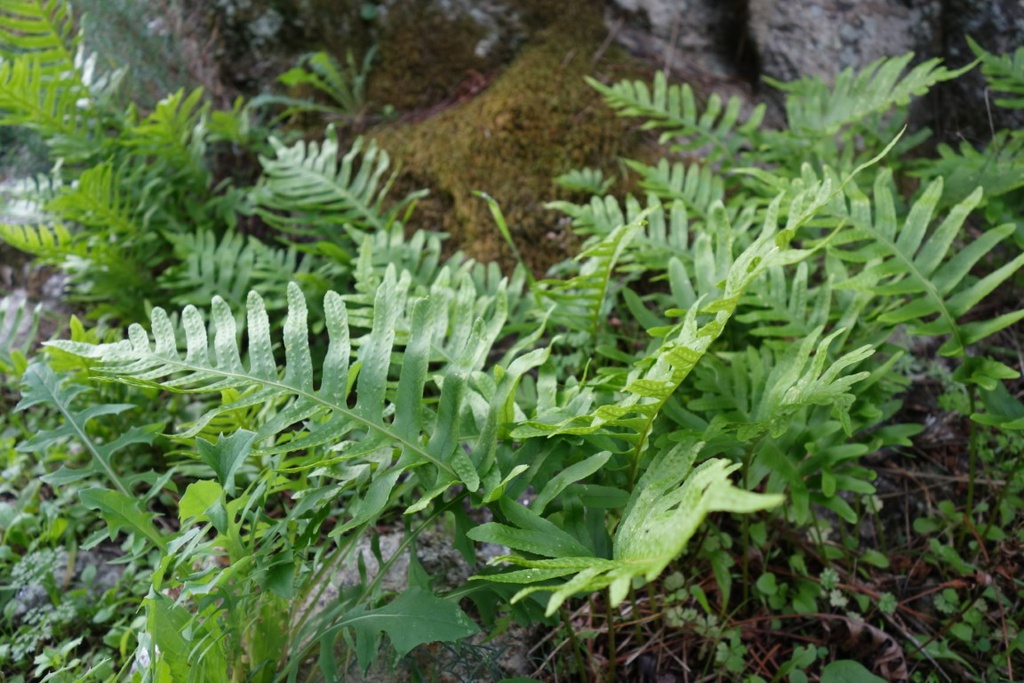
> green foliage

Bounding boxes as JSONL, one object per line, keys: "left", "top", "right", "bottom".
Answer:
{"left": 3, "top": 5, "right": 1024, "bottom": 680}
{"left": 553, "top": 166, "right": 615, "bottom": 195}
{"left": 252, "top": 48, "right": 377, "bottom": 122}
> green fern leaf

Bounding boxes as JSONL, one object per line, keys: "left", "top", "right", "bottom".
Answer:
{"left": 160, "top": 229, "right": 321, "bottom": 316}
{"left": 47, "top": 273, "right": 533, "bottom": 506}
{"left": 913, "top": 131, "right": 1024, "bottom": 207}
{"left": 123, "top": 88, "right": 211, "bottom": 185}
{"left": 624, "top": 159, "right": 725, "bottom": 215}
{"left": 0, "top": 219, "right": 77, "bottom": 259}
{"left": 553, "top": 166, "right": 615, "bottom": 194}
{"left": 587, "top": 71, "right": 765, "bottom": 158}
{"left": 830, "top": 171, "right": 1024, "bottom": 356}
{"left": 969, "top": 36, "right": 1024, "bottom": 109}
{"left": 736, "top": 262, "right": 832, "bottom": 340}
{"left": 472, "top": 439, "right": 782, "bottom": 616}
{"left": 46, "top": 161, "right": 139, "bottom": 235}
{"left": 0, "top": 0, "right": 78, "bottom": 66}
{"left": 515, "top": 178, "right": 835, "bottom": 451}
{"left": 254, "top": 125, "right": 426, "bottom": 238}
{"left": 538, "top": 211, "right": 648, "bottom": 341}
{"left": 770, "top": 53, "right": 972, "bottom": 136}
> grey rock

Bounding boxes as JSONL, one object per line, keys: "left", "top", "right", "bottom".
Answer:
{"left": 940, "top": 0, "right": 1024, "bottom": 141}
{"left": 179, "top": 0, "right": 527, "bottom": 101}
{"left": 8, "top": 546, "right": 124, "bottom": 620}
{"left": 747, "top": 0, "right": 942, "bottom": 86}
{"left": 607, "top": 0, "right": 753, "bottom": 80}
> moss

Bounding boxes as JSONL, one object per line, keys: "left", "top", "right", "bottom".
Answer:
{"left": 369, "top": 0, "right": 653, "bottom": 275}
{"left": 367, "top": 1, "right": 518, "bottom": 111}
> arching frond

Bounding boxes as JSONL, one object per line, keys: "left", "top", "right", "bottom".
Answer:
{"left": 47, "top": 274, "right": 543, "bottom": 509}
{"left": 0, "top": 0, "right": 78, "bottom": 67}
{"left": 587, "top": 71, "right": 764, "bottom": 160}
{"left": 830, "top": 171, "right": 1024, "bottom": 357}
{"left": 623, "top": 159, "right": 725, "bottom": 215}
{"left": 159, "top": 229, "right": 325, "bottom": 317}
{"left": 253, "top": 125, "right": 427, "bottom": 238}
{"left": 537, "top": 211, "right": 647, "bottom": 343}
{"left": 769, "top": 53, "right": 972, "bottom": 136}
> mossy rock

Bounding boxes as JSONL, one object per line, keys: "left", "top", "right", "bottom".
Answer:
{"left": 369, "top": 0, "right": 654, "bottom": 276}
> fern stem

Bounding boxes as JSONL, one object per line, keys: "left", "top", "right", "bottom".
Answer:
{"left": 561, "top": 604, "right": 588, "bottom": 682}
{"left": 963, "top": 389, "right": 980, "bottom": 545}
{"left": 605, "top": 588, "right": 617, "bottom": 682}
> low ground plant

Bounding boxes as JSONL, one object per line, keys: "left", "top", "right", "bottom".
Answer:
{"left": 1, "top": 2, "right": 1023, "bottom": 681}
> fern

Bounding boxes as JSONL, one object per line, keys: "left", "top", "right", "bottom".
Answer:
{"left": 470, "top": 439, "right": 782, "bottom": 616}
{"left": 768, "top": 53, "right": 972, "bottom": 136}
{"left": 0, "top": 0, "right": 116, "bottom": 161}
{"left": 15, "top": 361, "right": 158, "bottom": 497}
{"left": 253, "top": 125, "right": 426, "bottom": 238}
{"left": 553, "top": 166, "right": 615, "bottom": 195}
{"left": 0, "top": 294, "right": 40, "bottom": 371}
{"left": 122, "top": 88, "right": 210, "bottom": 188}
{"left": 587, "top": 71, "right": 765, "bottom": 159}
{"left": 0, "top": 219, "right": 78, "bottom": 260}
{"left": 537, "top": 211, "right": 647, "bottom": 344}
{"left": 829, "top": 171, "right": 1024, "bottom": 357}
{"left": 735, "top": 262, "right": 832, "bottom": 342}
{"left": 969, "top": 36, "right": 1024, "bottom": 109}
{"left": 914, "top": 131, "right": 1024, "bottom": 208}
{"left": 0, "top": 0, "right": 78, "bottom": 65}
{"left": 47, "top": 274, "right": 544, "bottom": 510}
{"left": 254, "top": 48, "right": 376, "bottom": 120}
{"left": 624, "top": 159, "right": 725, "bottom": 216}
{"left": 515, "top": 179, "right": 835, "bottom": 455}
{"left": 159, "top": 229, "right": 325, "bottom": 317}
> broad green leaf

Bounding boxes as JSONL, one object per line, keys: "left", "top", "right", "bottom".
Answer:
{"left": 820, "top": 660, "right": 886, "bottom": 683}
{"left": 341, "top": 588, "right": 479, "bottom": 671}
{"left": 178, "top": 480, "right": 224, "bottom": 522}
{"left": 80, "top": 488, "right": 167, "bottom": 550}
{"left": 195, "top": 430, "right": 257, "bottom": 496}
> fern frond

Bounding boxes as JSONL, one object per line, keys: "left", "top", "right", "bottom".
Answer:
{"left": 0, "top": 294, "right": 40, "bottom": 370}
{"left": 253, "top": 125, "right": 426, "bottom": 238}
{"left": 914, "top": 131, "right": 1024, "bottom": 207}
{"left": 159, "top": 229, "right": 320, "bottom": 316}
{"left": 745, "top": 326, "right": 873, "bottom": 437}
{"left": 123, "top": 88, "right": 210, "bottom": 183}
{"left": 0, "top": 219, "right": 78, "bottom": 259}
{"left": 514, "top": 178, "right": 836, "bottom": 452}
{"left": 46, "top": 161, "right": 139, "bottom": 235}
{"left": 536, "top": 213, "right": 645, "bottom": 346}
{"left": 16, "top": 361, "right": 157, "bottom": 496}
{"left": 470, "top": 439, "right": 782, "bottom": 616}
{"left": 969, "top": 36, "right": 1024, "bottom": 109}
{"left": 586, "top": 71, "right": 765, "bottom": 158}
{"left": 0, "top": 54, "right": 92, "bottom": 143}
{"left": 770, "top": 53, "right": 972, "bottom": 135}
{"left": 550, "top": 194, "right": 700, "bottom": 274}
{"left": 0, "top": 0, "right": 78, "bottom": 67}
{"left": 47, "top": 274, "right": 535, "bottom": 507}
{"left": 831, "top": 171, "right": 1024, "bottom": 356}
{"left": 624, "top": 159, "right": 724, "bottom": 215}
{"left": 736, "top": 262, "right": 832, "bottom": 341}
{"left": 274, "top": 48, "right": 374, "bottom": 115}
{"left": 553, "top": 167, "right": 614, "bottom": 194}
